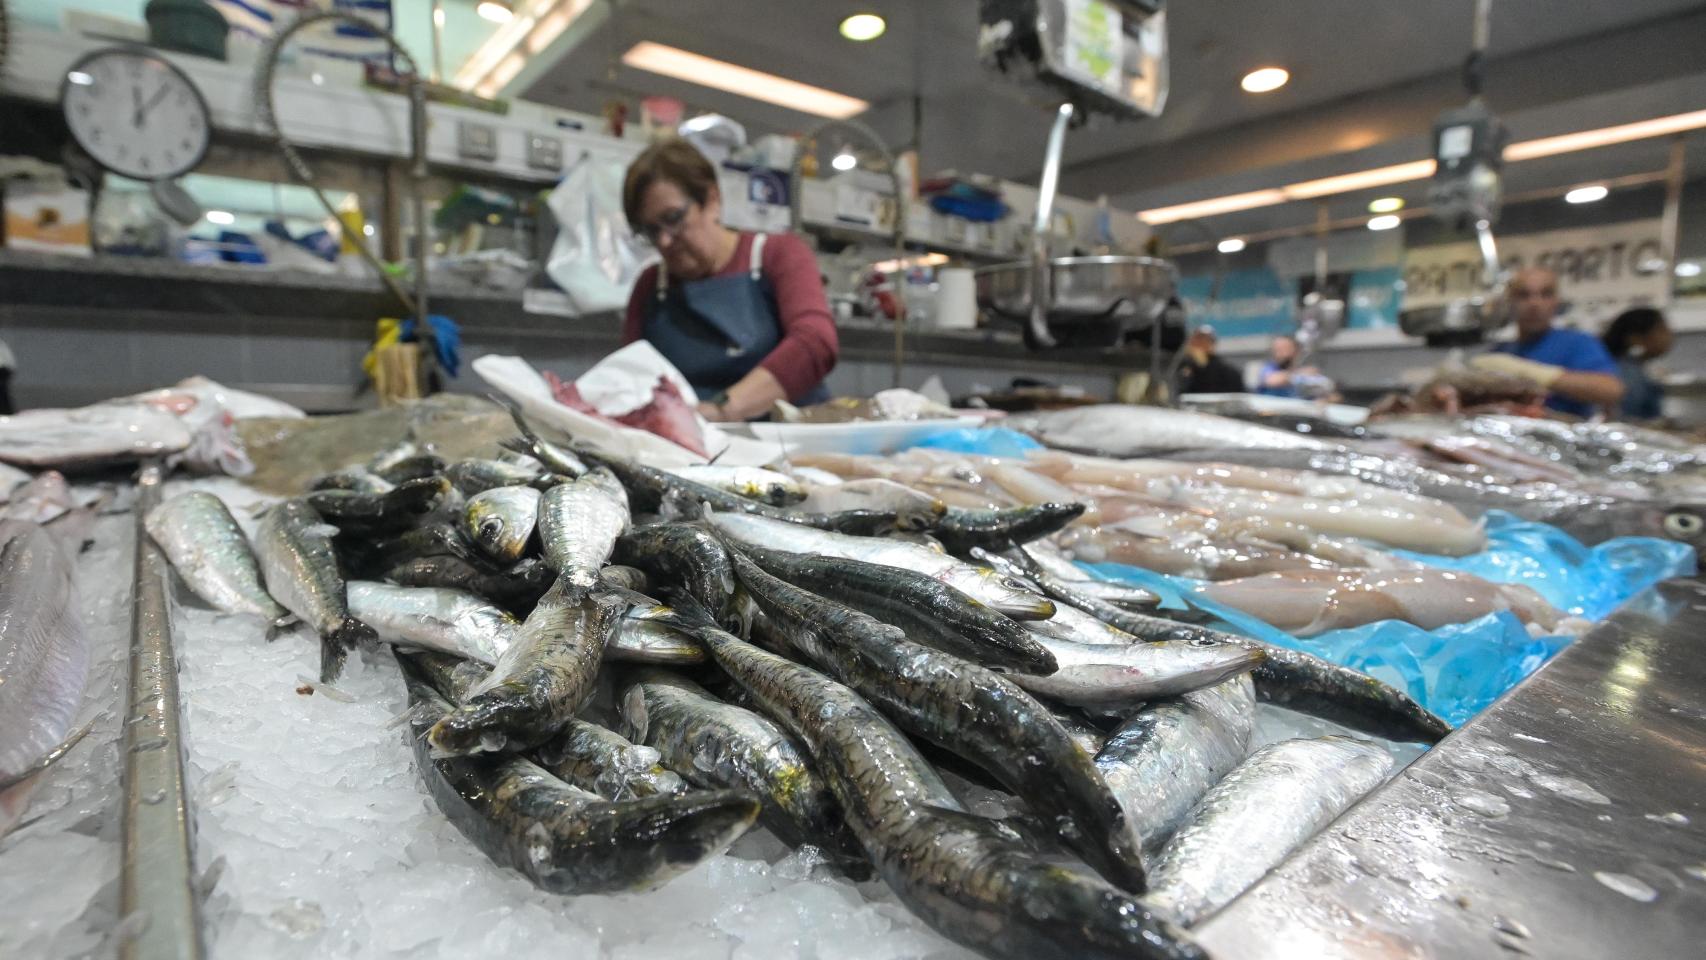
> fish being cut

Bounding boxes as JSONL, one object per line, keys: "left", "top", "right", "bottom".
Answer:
{"left": 0, "top": 403, "right": 192, "bottom": 469}
{"left": 1146, "top": 737, "right": 1393, "bottom": 925}
{"left": 0, "top": 528, "right": 87, "bottom": 836}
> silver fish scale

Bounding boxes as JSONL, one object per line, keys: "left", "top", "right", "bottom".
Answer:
{"left": 255, "top": 501, "right": 349, "bottom": 635}
{"left": 0, "top": 528, "right": 87, "bottom": 789}
{"left": 539, "top": 470, "right": 629, "bottom": 587}
{"left": 346, "top": 581, "right": 516, "bottom": 663}
{"left": 1095, "top": 676, "right": 1256, "bottom": 853}
{"left": 146, "top": 492, "right": 286, "bottom": 620}
{"left": 1146, "top": 736, "right": 1394, "bottom": 925}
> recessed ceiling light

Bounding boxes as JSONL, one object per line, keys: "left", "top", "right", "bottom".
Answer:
{"left": 1216, "top": 238, "right": 1246, "bottom": 253}
{"left": 840, "top": 14, "right": 886, "bottom": 41}
{"left": 477, "top": 1, "right": 514, "bottom": 24}
{"left": 832, "top": 148, "right": 858, "bottom": 171}
{"left": 1676, "top": 261, "right": 1703, "bottom": 278}
{"left": 621, "top": 42, "right": 869, "bottom": 119}
{"left": 204, "top": 210, "right": 235, "bottom": 225}
{"left": 1564, "top": 184, "right": 1609, "bottom": 204}
{"left": 1368, "top": 196, "right": 1405, "bottom": 214}
{"left": 1240, "top": 67, "right": 1289, "bottom": 93}
{"left": 1367, "top": 214, "right": 1402, "bottom": 231}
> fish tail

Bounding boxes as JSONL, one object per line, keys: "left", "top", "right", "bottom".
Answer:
{"left": 591, "top": 578, "right": 659, "bottom": 610}
{"left": 321, "top": 616, "right": 377, "bottom": 683}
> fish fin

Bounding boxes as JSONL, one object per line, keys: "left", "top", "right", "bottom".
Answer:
{"left": 592, "top": 580, "right": 661, "bottom": 611}
{"left": 0, "top": 716, "right": 97, "bottom": 792}
{"left": 321, "top": 617, "right": 377, "bottom": 683}
{"left": 657, "top": 490, "right": 707, "bottom": 522}
{"left": 618, "top": 684, "right": 649, "bottom": 743}
{"left": 264, "top": 616, "right": 298, "bottom": 643}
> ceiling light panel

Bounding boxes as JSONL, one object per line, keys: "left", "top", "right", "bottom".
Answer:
{"left": 621, "top": 42, "right": 869, "bottom": 119}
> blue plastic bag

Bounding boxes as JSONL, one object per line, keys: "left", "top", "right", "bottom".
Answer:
{"left": 1392, "top": 510, "right": 1695, "bottom": 619}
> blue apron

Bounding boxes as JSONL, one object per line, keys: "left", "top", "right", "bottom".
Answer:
{"left": 643, "top": 233, "right": 831, "bottom": 407}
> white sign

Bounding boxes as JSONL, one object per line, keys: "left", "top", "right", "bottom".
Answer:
{"left": 1062, "top": 0, "right": 1124, "bottom": 96}
{"left": 1402, "top": 219, "right": 1669, "bottom": 325}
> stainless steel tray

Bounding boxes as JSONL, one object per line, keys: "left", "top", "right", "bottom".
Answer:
{"left": 974, "top": 255, "right": 1177, "bottom": 324}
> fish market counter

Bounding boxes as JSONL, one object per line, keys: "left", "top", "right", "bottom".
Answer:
{"left": 1197, "top": 579, "right": 1706, "bottom": 959}
{"left": 0, "top": 250, "right": 1140, "bottom": 411}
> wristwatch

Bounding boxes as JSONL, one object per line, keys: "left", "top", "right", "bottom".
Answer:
{"left": 708, "top": 390, "right": 731, "bottom": 415}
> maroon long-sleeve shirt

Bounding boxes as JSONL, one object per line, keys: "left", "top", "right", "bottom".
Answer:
{"left": 622, "top": 231, "right": 838, "bottom": 401}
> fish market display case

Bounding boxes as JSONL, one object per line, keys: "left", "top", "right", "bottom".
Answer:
{"left": 5, "top": 474, "right": 1702, "bottom": 959}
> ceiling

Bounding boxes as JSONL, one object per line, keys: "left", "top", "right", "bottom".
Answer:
{"left": 516, "top": 0, "right": 1706, "bottom": 213}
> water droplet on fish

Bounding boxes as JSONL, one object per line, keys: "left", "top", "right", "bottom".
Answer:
{"left": 1532, "top": 856, "right": 1576, "bottom": 873}
{"left": 1594, "top": 872, "right": 1658, "bottom": 902}
{"left": 1597, "top": 814, "right": 1614, "bottom": 823}
{"left": 1455, "top": 789, "right": 1511, "bottom": 818}
{"left": 1509, "top": 733, "right": 1547, "bottom": 744}
{"left": 1494, "top": 932, "right": 1532, "bottom": 955}
{"left": 1644, "top": 812, "right": 1689, "bottom": 826}
{"left": 1683, "top": 865, "right": 1706, "bottom": 882}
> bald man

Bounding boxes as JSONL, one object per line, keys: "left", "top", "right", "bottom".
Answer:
{"left": 1470, "top": 267, "right": 1624, "bottom": 417}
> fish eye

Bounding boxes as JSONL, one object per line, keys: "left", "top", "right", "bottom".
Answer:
{"left": 479, "top": 517, "right": 505, "bottom": 539}
{"left": 1663, "top": 512, "right": 1703, "bottom": 538}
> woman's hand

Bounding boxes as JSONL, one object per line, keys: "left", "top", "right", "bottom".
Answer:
{"left": 695, "top": 401, "right": 727, "bottom": 423}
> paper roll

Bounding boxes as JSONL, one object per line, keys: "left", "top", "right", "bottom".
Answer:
{"left": 935, "top": 268, "right": 978, "bottom": 330}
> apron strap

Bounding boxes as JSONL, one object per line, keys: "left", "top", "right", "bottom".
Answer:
{"left": 749, "top": 232, "right": 767, "bottom": 280}
{"left": 655, "top": 260, "right": 669, "bottom": 299}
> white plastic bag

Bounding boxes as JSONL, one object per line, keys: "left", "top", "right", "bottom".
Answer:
{"left": 545, "top": 158, "right": 656, "bottom": 315}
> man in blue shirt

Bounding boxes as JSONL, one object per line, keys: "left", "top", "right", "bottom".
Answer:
{"left": 1470, "top": 267, "right": 1624, "bottom": 418}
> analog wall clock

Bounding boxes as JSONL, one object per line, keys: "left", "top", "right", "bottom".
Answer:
{"left": 60, "top": 46, "right": 211, "bottom": 181}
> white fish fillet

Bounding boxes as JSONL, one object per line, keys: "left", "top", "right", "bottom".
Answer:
{"left": 0, "top": 404, "right": 191, "bottom": 469}
{"left": 1008, "top": 405, "right": 1335, "bottom": 456}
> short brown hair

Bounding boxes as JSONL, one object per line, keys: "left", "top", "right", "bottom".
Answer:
{"left": 622, "top": 139, "right": 719, "bottom": 229}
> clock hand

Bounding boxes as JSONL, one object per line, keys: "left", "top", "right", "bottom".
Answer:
{"left": 131, "top": 83, "right": 144, "bottom": 128}
{"left": 139, "top": 81, "right": 171, "bottom": 120}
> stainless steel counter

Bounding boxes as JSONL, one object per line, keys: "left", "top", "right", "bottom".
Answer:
{"left": 1196, "top": 579, "right": 1706, "bottom": 959}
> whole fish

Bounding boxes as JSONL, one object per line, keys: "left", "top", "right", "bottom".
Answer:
{"left": 304, "top": 476, "right": 450, "bottom": 535}
{"left": 398, "top": 654, "right": 758, "bottom": 894}
{"left": 0, "top": 403, "right": 192, "bottom": 469}
{"left": 1200, "top": 568, "right": 1564, "bottom": 636}
{"left": 724, "top": 551, "right": 1147, "bottom": 893}
{"left": 666, "top": 464, "right": 805, "bottom": 506}
{"left": 0, "top": 528, "right": 87, "bottom": 835}
{"left": 612, "top": 523, "right": 738, "bottom": 624}
{"left": 927, "top": 502, "right": 1087, "bottom": 552}
{"left": 618, "top": 668, "right": 855, "bottom": 856}
{"left": 444, "top": 457, "right": 543, "bottom": 496}
{"left": 384, "top": 556, "right": 555, "bottom": 616}
{"left": 408, "top": 650, "right": 685, "bottom": 799}
{"left": 373, "top": 453, "right": 446, "bottom": 485}
{"left": 426, "top": 576, "right": 626, "bottom": 755}
{"left": 737, "top": 543, "right": 1055, "bottom": 673}
{"left": 497, "top": 433, "right": 587, "bottom": 478}
{"left": 348, "top": 522, "right": 487, "bottom": 578}
{"left": 538, "top": 468, "right": 630, "bottom": 598}
{"left": 346, "top": 581, "right": 517, "bottom": 663}
{"left": 1146, "top": 737, "right": 1394, "bottom": 925}
{"left": 1094, "top": 677, "right": 1255, "bottom": 854}
{"left": 309, "top": 467, "right": 394, "bottom": 495}
{"left": 792, "top": 477, "right": 944, "bottom": 515}
{"left": 1021, "top": 542, "right": 1161, "bottom": 608}
{"left": 461, "top": 485, "right": 542, "bottom": 564}
{"left": 536, "top": 718, "right": 688, "bottom": 800}
{"left": 707, "top": 511, "right": 1055, "bottom": 620}
{"left": 683, "top": 613, "right": 1204, "bottom": 960}
{"left": 1014, "top": 632, "right": 1262, "bottom": 711}
{"left": 366, "top": 441, "right": 426, "bottom": 475}
{"left": 146, "top": 491, "right": 289, "bottom": 622}
{"left": 607, "top": 604, "right": 705, "bottom": 665}
{"left": 976, "top": 548, "right": 1161, "bottom": 639}
{"left": 1243, "top": 640, "right": 1452, "bottom": 744}
{"left": 255, "top": 500, "right": 374, "bottom": 682}
{"left": 1175, "top": 485, "right": 1486, "bottom": 556}
{"left": 1006, "top": 404, "right": 1336, "bottom": 457}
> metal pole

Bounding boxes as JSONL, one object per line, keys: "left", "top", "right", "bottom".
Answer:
{"left": 1027, "top": 103, "right": 1076, "bottom": 350}
{"left": 1659, "top": 136, "right": 1686, "bottom": 273}
{"left": 429, "top": 0, "right": 444, "bottom": 84}
{"left": 120, "top": 462, "right": 203, "bottom": 960}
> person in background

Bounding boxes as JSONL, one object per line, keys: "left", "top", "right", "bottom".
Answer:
{"left": 621, "top": 139, "right": 838, "bottom": 421}
{"left": 1175, "top": 325, "right": 1246, "bottom": 395}
{"left": 1469, "top": 266, "right": 1623, "bottom": 418}
{"left": 1256, "top": 335, "right": 1313, "bottom": 397}
{"left": 1602, "top": 306, "right": 1672, "bottom": 421}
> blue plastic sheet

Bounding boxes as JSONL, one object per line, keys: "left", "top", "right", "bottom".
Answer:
{"left": 907, "top": 427, "right": 1040, "bottom": 458}
{"left": 1081, "top": 515, "right": 1693, "bottom": 725}
{"left": 1391, "top": 510, "right": 1695, "bottom": 620}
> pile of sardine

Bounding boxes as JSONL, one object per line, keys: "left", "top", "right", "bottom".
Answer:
{"left": 145, "top": 404, "right": 1454, "bottom": 960}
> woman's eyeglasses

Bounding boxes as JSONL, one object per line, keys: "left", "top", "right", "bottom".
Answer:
{"left": 637, "top": 203, "right": 694, "bottom": 245}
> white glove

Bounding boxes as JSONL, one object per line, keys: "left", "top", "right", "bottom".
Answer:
{"left": 1470, "top": 352, "right": 1565, "bottom": 388}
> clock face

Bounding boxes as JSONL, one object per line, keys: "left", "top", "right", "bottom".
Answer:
{"left": 61, "top": 48, "right": 211, "bottom": 181}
